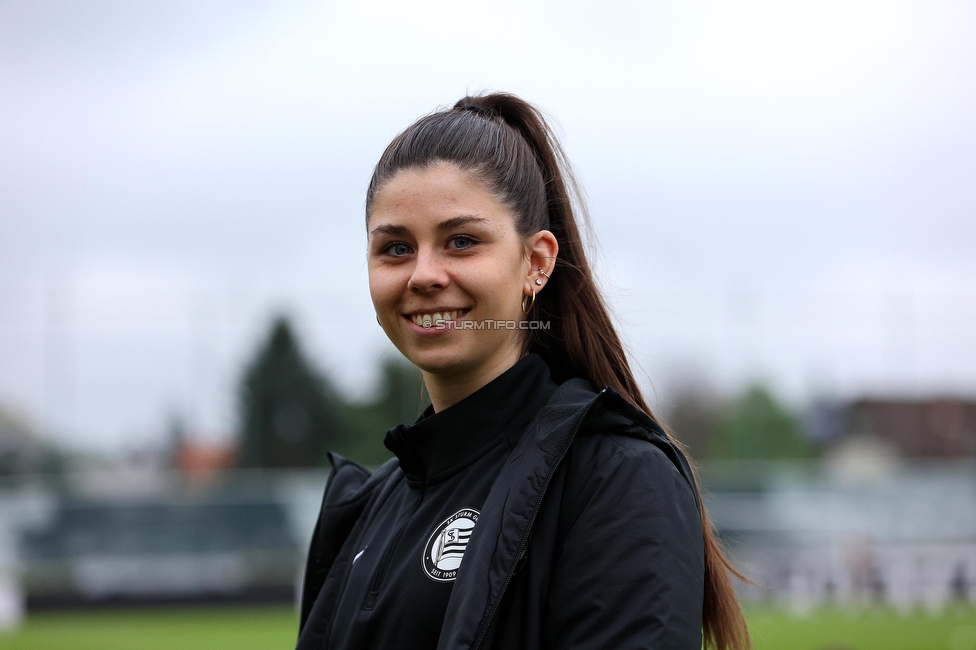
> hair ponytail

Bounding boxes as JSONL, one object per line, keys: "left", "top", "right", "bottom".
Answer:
{"left": 367, "top": 92, "right": 750, "bottom": 650}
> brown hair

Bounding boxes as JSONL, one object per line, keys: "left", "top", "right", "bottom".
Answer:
{"left": 366, "top": 92, "right": 750, "bottom": 650}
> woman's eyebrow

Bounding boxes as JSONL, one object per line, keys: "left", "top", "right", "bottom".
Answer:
{"left": 369, "top": 215, "right": 488, "bottom": 239}
{"left": 369, "top": 223, "right": 408, "bottom": 238}
{"left": 438, "top": 215, "right": 488, "bottom": 231}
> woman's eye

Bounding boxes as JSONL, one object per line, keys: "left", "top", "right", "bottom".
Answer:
{"left": 385, "top": 242, "right": 412, "bottom": 257}
{"left": 450, "top": 236, "right": 475, "bottom": 250}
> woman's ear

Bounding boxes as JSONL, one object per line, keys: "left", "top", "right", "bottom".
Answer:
{"left": 523, "top": 230, "right": 559, "bottom": 295}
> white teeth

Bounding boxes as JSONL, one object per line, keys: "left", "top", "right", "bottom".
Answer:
{"left": 411, "top": 310, "right": 460, "bottom": 327}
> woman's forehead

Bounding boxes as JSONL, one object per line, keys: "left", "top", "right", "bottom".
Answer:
{"left": 368, "top": 164, "right": 515, "bottom": 233}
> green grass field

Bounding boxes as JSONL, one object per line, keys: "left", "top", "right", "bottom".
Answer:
{"left": 745, "top": 606, "right": 976, "bottom": 650}
{"left": 0, "top": 606, "right": 299, "bottom": 650}
{"left": 0, "top": 604, "right": 974, "bottom": 650}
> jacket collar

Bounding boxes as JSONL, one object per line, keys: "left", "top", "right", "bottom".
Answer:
{"left": 383, "top": 353, "right": 558, "bottom": 489}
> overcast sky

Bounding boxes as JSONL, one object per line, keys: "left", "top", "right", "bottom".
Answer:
{"left": 1, "top": 0, "right": 974, "bottom": 451}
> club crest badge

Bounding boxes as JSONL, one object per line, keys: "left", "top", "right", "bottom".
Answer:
{"left": 422, "top": 508, "right": 479, "bottom": 582}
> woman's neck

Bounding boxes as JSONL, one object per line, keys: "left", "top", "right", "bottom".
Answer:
{"left": 423, "top": 346, "right": 525, "bottom": 412}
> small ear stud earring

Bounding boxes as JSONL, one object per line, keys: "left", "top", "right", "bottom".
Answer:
{"left": 535, "top": 279, "right": 543, "bottom": 285}
{"left": 540, "top": 269, "right": 551, "bottom": 279}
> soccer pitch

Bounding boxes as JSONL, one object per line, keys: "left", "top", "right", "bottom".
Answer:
{"left": 0, "top": 606, "right": 299, "bottom": 650}
{"left": 744, "top": 606, "right": 976, "bottom": 650}
{"left": 0, "top": 605, "right": 974, "bottom": 649}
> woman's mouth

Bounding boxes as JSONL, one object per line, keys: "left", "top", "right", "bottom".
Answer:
{"left": 406, "top": 309, "right": 469, "bottom": 329}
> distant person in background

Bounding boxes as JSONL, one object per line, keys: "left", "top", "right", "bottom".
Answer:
{"left": 296, "top": 93, "right": 749, "bottom": 650}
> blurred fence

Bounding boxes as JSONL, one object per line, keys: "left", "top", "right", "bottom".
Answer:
{"left": 1, "top": 459, "right": 975, "bottom": 629}
{"left": 0, "top": 468, "right": 329, "bottom": 627}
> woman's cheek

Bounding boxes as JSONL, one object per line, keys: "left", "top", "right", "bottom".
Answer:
{"left": 369, "top": 274, "right": 396, "bottom": 329}
{"left": 368, "top": 265, "right": 400, "bottom": 306}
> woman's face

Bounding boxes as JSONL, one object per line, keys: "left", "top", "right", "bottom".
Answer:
{"left": 367, "top": 163, "right": 538, "bottom": 379}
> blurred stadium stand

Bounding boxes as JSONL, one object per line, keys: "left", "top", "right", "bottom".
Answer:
{"left": 706, "top": 459, "right": 976, "bottom": 611}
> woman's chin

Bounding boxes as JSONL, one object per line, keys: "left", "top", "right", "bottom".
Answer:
{"left": 401, "top": 339, "right": 491, "bottom": 378}
{"left": 405, "top": 347, "right": 470, "bottom": 375}
{"left": 390, "top": 319, "right": 522, "bottom": 379}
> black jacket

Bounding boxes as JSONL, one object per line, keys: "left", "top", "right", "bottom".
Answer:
{"left": 297, "top": 377, "right": 704, "bottom": 650}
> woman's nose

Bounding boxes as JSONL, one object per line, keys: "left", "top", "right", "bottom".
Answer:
{"left": 407, "top": 248, "right": 449, "bottom": 293}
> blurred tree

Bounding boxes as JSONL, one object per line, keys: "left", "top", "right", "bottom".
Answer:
{"left": 0, "top": 404, "right": 63, "bottom": 475}
{"left": 237, "top": 316, "right": 348, "bottom": 468}
{"left": 341, "top": 356, "right": 425, "bottom": 466}
{"left": 661, "top": 383, "right": 723, "bottom": 461}
{"left": 379, "top": 355, "right": 427, "bottom": 426}
{"left": 710, "top": 384, "right": 813, "bottom": 460}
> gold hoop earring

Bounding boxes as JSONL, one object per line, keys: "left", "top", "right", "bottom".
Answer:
{"left": 521, "top": 290, "right": 536, "bottom": 315}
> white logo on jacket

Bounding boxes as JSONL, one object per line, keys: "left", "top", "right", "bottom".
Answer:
{"left": 422, "top": 508, "right": 479, "bottom": 582}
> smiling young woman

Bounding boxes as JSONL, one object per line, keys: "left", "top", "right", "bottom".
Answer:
{"left": 367, "top": 163, "right": 558, "bottom": 410}
{"left": 296, "top": 94, "right": 750, "bottom": 650}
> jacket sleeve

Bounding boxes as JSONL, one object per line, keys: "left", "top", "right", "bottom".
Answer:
{"left": 544, "top": 436, "right": 704, "bottom": 650}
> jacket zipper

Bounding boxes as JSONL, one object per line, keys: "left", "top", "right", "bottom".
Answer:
{"left": 470, "top": 387, "right": 607, "bottom": 650}
{"left": 363, "top": 482, "right": 425, "bottom": 610}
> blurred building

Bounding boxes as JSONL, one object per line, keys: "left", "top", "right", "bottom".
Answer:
{"left": 174, "top": 440, "right": 238, "bottom": 487}
{"left": 845, "top": 399, "right": 976, "bottom": 458}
